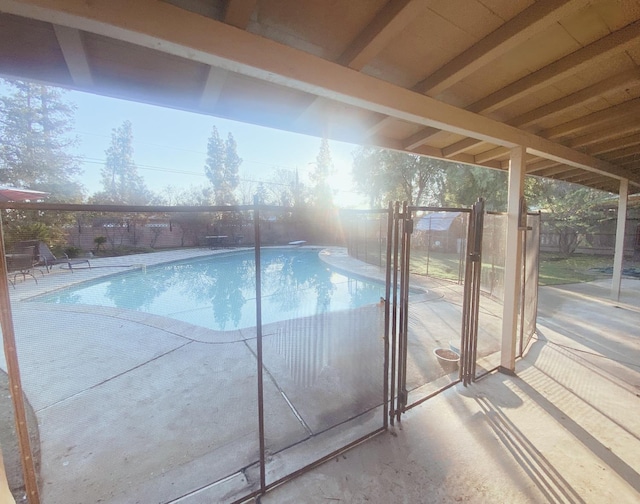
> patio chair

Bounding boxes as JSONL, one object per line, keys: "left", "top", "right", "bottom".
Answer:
{"left": 35, "top": 241, "right": 91, "bottom": 272}
{"left": 7, "top": 246, "right": 39, "bottom": 285}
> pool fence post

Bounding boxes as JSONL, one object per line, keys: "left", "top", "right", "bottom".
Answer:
{"left": 383, "top": 202, "right": 392, "bottom": 429}
{"left": 0, "top": 217, "right": 40, "bottom": 504}
{"left": 253, "top": 198, "right": 266, "bottom": 493}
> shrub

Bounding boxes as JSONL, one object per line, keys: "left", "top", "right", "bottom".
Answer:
{"left": 94, "top": 236, "right": 107, "bottom": 251}
{"left": 64, "top": 246, "right": 83, "bottom": 258}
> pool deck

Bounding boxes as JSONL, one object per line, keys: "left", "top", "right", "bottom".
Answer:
{"left": 2, "top": 248, "right": 638, "bottom": 503}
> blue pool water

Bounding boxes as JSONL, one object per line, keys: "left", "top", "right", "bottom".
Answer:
{"left": 34, "top": 249, "right": 386, "bottom": 331}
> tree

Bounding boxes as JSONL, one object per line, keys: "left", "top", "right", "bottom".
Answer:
{"left": 309, "top": 138, "right": 333, "bottom": 208}
{"left": 525, "top": 177, "right": 611, "bottom": 256}
{"left": 151, "top": 184, "right": 214, "bottom": 206}
{"left": 254, "top": 182, "right": 268, "bottom": 204}
{"left": 0, "top": 80, "right": 84, "bottom": 246}
{"left": 352, "top": 147, "right": 446, "bottom": 207}
{"left": 204, "top": 126, "right": 241, "bottom": 205}
{"left": 94, "top": 120, "right": 150, "bottom": 204}
{"left": 0, "top": 79, "right": 83, "bottom": 200}
{"left": 443, "top": 165, "right": 508, "bottom": 211}
{"left": 266, "top": 167, "right": 307, "bottom": 207}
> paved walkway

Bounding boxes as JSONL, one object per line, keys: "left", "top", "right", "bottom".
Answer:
{"left": 3, "top": 249, "right": 638, "bottom": 503}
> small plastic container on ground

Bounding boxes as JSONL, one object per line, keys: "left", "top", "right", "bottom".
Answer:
{"left": 434, "top": 347, "right": 460, "bottom": 373}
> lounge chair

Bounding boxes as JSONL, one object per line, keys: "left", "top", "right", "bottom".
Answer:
{"left": 35, "top": 241, "right": 91, "bottom": 272}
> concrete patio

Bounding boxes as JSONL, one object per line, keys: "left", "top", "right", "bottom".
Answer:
{"left": 1, "top": 249, "right": 638, "bottom": 503}
{"left": 262, "top": 278, "right": 640, "bottom": 504}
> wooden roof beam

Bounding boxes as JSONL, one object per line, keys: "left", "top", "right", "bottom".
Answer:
{"left": 364, "top": 115, "right": 394, "bottom": 138}
{"left": 586, "top": 132, "right": 640, "bottom": 156}
{"left": 405, "top": 0, "right": 591, "bottom": 142}
{"left": 526, "top": 159, "right": 561, "bottom": 173}
{"left": 475, "top": 146, "right": 509, "bottom": 164}
{"left": 536, "top": 166, "right": 583, "bottom": 178}
{"left": 617, "top": 155, "right": 640, "bottom": 165}
{"left": 300, "top": 0, "right": 421, "bottom": 122}
{"left": 468, "top": 19, "right": 640, "bottom": 114}
{"left": 414, "top": 0, "right": 590, "bottom": 96}
{"left": 446, "top": 152, "right": 475, "bottom": 165}
{"left": 602, "top": 144, "right": 640, "bottom": 162}
{"left": 407, "top": 144, "right": 444, "bottom": 160}
{"left": 338, "top": 0, "right": 423, "bottom": 71}
{"left": 541, "top": 98, "right": 640, "bottom": 139}
{"left": 223, "top": 0, "right": 256, "bottom": 29}
{"left": 568, "top": 118, "right": 640, "bottom": 148}
{"left": 562, "top": 172, "right": 608, "bottom": 184}
{"left": 5, "top": 0, "right": 631, "bottom": 184}
{"left": 53, "top": 24, "right": 93, "bottom": 86}
{"left": 199, "top": 66, "right": 229, "bottom": 109}
{"left": 442, "top": 137, "right": 484, "bottom": 158}
{"left": 509, "top": 67, "right": 640, "bottom": 128}
{"left": 402, "top": 127, "right": 441, "bottom": 150}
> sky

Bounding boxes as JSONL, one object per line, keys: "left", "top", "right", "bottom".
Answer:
{"left": 67, "top": 90, "right": 367, "bottom": 207}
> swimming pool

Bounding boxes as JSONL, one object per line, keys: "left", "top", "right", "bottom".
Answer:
{"left": 34, "top": 249, "right": 386, "bottom": 331}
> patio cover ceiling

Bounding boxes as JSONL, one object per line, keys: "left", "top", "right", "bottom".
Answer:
{"left": 1, "top": 0, "right": 640, "bottom": 195}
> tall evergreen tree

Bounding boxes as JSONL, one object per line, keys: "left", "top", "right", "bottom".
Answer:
{"left": 309, "top": 138, "right": 333, "bottom": 207}
{"left": 204, "top": 126, "right": 241, "bottom": 205}
{"left": 96, "top": 120, "right": 149, "bottom": 204}
{"left": 0, "top": 79, "right": 83, "bottom": 200}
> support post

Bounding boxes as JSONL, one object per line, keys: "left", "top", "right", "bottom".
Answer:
{"left": 500, "top": 146, "right": 525, "bottom": 373}
{"left": 612, "top": 178, "right": 629, "bottom": 301}
{"left": 0, "top": 218, "right": 39, "bottom": 504}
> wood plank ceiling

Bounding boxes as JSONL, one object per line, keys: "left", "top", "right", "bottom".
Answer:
{"left": 0, "top": 0, "right": 639, "bottom": 194}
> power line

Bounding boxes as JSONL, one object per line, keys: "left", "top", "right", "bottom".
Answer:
{"left": 77, "top": 156, "right": 360, "bottom": 194}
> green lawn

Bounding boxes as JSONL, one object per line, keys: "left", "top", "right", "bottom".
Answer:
{"left": 408, "top": 249, "right": 634, "bottom": 287}
{"left": 537, "top": 253, "right": 615, "bottom": 286}
{"left": 355, "top": 243, "right": 635, "bottom": 287}
{"left": 409, "top": 250, "right": 464, "bottom": 282}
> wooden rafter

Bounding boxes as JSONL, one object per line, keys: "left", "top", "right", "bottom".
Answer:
{"left": 413, "top": 0, "right": 590, "bottom": 96}
{"left": 338, "top": 0, "right": 422, "bottom": 70}
{"left": 364, "top": 115, "right": 394, "bottom": 138}
{"left": 300, "top": 1, "right": 421, "bottom": 126}
{"left": 2, "top": 0, "right": 638, "bottom": 188}
{"left": 467, "top": 19, "right": 640, "bottom": 114}
{"left": 200, "top": 66, "right": 229, "bottom": 109}
{"left": 442, "top": 137, "right": 483, "bottom": 158}
{"left": 526, "top": 159, "right": 560, "bottom": 173}
{"left": 602, "top": 144, "right": 640, "bottom": 162}
{"left": 563, "top": 172, "right": 608, "bottom": 184}
{"left": 509, "top": 67, "right": 640, "bottom": 128}
{"left": 541, "top": 98, "right": 640, "bottom": 140}
{"left": 586, "top": 132, "right": 640, "bottom": 156}
{"left": 618, "top": 157, "right": 640, "bottom": 167}
{"left": 569, "top": 118, "right": 640, "bottom": 148}
{"left": 53, "top": 24, "right": 93, "bottom": 86}
{"left": 386, "top": 0, "right": 592, "bottom": 155}
{"left": 447, "top": 152, "right": 475, "bottom": 165}
{"left": 402, "top": 127, "right": 441, "bottom": 151}
{"left": 536, "top": 166, "right": 583, "bottom": 178}
{"left": 475, "top": 146, "right": 509, "bottom": 164}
